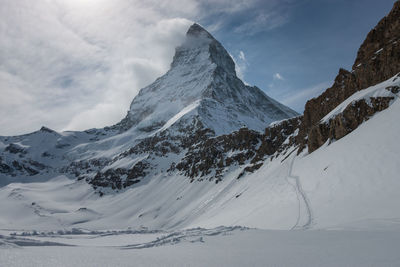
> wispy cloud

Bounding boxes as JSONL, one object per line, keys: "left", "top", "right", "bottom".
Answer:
{"left": 273, "top": 73, "right": 284, "bottom": 81}
{"left": 281, "top": 81, "right": 332, "bottom": 112}
{"left": 0, "top": 0, "right": 195, "bottom": 135}
{"left": 225, "top": 0, "right": 297, "bottom": 36}
{"left": 234, "top": 11, "right": 289, "bottom": 35}
{"left": 239, "top": 51, "right": 246, "bottom": 61}
{"left": 231, "top": 50, "right": 249, "bottom": 83}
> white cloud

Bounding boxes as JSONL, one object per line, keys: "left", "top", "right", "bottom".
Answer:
{"left": 0, "top": 0, "right": 194, "bottom": 135}
{"left": 273, "top": 73, "right": 284, "bottom": 80}
{"left": 230, "top": 50, "right": 249, "bottom": 83}
{"left": 239, "top": 51, "right": 246, "bottom": 61}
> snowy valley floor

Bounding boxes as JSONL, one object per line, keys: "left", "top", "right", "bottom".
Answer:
{"left": 1, "top": 227, "right": 400, "bottom": 267}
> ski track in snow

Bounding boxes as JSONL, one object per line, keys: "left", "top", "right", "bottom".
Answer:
{"left": 0, "top": 226, "right": 247, "bottom": 250}
{"left": 288, "top": 155, "right": 314, "bottom": 230}
{"left": 121, "top": 226, "right": 246, "bottom": 249}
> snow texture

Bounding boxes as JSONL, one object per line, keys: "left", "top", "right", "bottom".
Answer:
{"left": 1, "top": 228, "right": 400, "bottom": 267}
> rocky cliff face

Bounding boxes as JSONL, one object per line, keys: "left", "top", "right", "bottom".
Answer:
{"left": 297, "top": 1, "right": 400, "bottom": 153}
{"left": 307, "top": 93, "right": 396, "bottom": 152}
{"left": 353, "top": 1, "right": 400, "bottom": 90}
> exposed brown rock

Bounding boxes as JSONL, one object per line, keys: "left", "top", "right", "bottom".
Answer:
{"left": 175, "top": 127, "right": 263, "bottom": 180}
{"left": 308, "top": 97, "right": 394, "bottom": 153}
{"left": 353, "top": 1, "right": 400, "bottom": 90}
{"left": 175, "top": 117, "right": 301, "bottom": 181}
{"left": 253, "top": 116, "right": 302, "bottom": 163}
{"left": 298, "top": 1, "right": 400, "bottom": 153}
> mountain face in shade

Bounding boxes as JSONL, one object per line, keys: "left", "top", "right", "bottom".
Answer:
{"left": 117, "top": 23, "right": 298, "bottom": 135}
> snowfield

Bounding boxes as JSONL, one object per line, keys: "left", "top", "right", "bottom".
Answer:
{"left": 1, "top": 227, "right": 400, "bottom": 267}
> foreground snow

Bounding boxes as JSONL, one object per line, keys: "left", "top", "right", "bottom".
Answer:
{"left": 1, "top": 227, "right": 400, "bottom": 267}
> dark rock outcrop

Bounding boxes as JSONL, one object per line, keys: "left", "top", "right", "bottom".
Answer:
{"left": 5, "top": 143, "right": 27, "bottom": 154}
{"left": 89, "top": 160, "right": 150, "bottom": 190}
{"left": 68, "top": 116, "right": 301, "bottom": 189}
{"left": 307, "top": 97, "right": 394, "bottom": 152}
{"left": 176, "top": 117, "right": 301, "bottom": 182}
{"left": 254, "top": 116, "right": 302, "bottom": 162}
{"left": 353, "top": 1, "right": 400, "bottom": 90}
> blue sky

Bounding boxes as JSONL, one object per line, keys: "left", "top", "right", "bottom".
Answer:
{"left": 0, "top": 0, "right": 396, "bottom": 135}
{"left": 206, "top": 0, "right": 396, "bottom": 112}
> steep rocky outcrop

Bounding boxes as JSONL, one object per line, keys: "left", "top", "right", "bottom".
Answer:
{"left": 297, "top": 1, "right": 400, "bottom": 152}
{"left": 353, "top": 1, "right": 400, "bottom": 90}
{"left": 307, "top": 96, "right": 394, "bottom": 152}
{"left": 172, "top": 116, "right": 300, "bottom": 182}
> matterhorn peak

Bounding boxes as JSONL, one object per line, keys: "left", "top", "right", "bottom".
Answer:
{"left": 171, "top": 23, "right": 236, "bottom": 75}
{"left": 186, "top": 23, "right": 214, "bottom": 39}
{"left": 117, "top": 23, "right": 298, "bottom": 135}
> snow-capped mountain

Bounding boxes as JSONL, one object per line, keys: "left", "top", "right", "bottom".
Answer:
{"left": 117, "top": 23, "right": 297, "bottom": 135}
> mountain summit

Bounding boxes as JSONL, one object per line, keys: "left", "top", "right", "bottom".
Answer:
{"left": 172, "top": 23, "right": 236, "bottom": 75}
{"left": 118, "top": 23, "right": 298, "bottom": 135}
